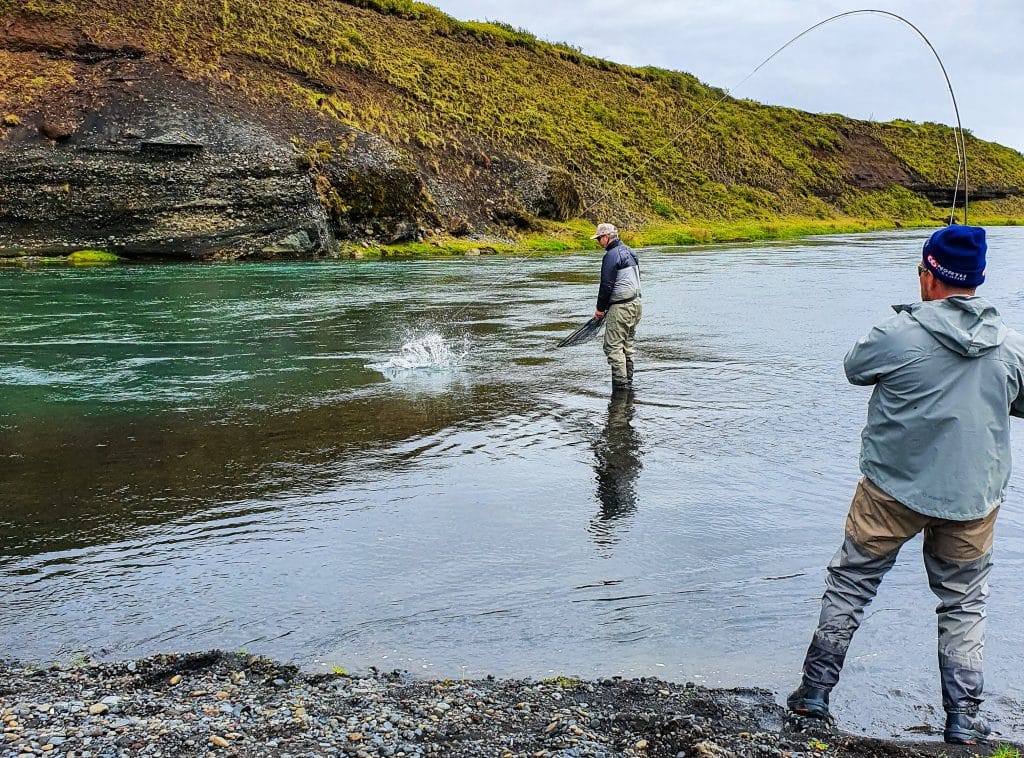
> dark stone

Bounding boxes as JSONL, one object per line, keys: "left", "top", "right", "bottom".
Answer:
{"left": 38, "top": 120, "right": 75, "bottom": 142}
{"left": 139, "top": 132, "right": 205, "bottom": 157}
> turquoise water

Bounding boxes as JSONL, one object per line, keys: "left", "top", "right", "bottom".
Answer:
{"left": 2, "top": 229, "right": 1024, "bottom": 740}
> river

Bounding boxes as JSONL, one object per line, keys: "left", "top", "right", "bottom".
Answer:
{"left": 2, "top": 228, "right": 1023, "bottom": 740}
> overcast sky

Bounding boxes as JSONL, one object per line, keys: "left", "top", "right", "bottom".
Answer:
{"left": 426, "top": 0, "right": 1023, "bottom": 153}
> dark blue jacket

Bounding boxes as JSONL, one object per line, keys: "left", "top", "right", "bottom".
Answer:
{"left": 596, "top": 239, "right": 641, "bottom": 312}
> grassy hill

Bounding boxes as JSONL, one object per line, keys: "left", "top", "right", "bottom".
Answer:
{"left": 2, "top": 0, "right": 1023, "bottom": 254}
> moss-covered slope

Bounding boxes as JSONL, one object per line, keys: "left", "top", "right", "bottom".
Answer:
{"left": 2, "top": 0, "right": 1023, "bottom": 255}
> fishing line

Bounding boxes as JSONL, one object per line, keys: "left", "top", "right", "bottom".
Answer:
{"left": 578, "top": 9, "right": 969, "bottom": 227}
{"left": 444, "top": 9, "right": 969, "bottom": 324}
{"left": 728, "top": 10, "right": 969, "bottom": 224}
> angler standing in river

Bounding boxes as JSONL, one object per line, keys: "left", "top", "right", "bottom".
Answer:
{"left": 787, "top": 225, "right": 1024, "bottom": 744}
{"left": 592, "top": 223, "right": 642, "bottom": 391}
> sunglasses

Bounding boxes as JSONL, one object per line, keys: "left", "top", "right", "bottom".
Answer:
{"left": 918, "top": 263, "right": 927, "bottom": 276}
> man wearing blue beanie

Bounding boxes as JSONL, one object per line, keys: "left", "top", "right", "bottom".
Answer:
{"left": 788, "top": 225, "right": 1024, "bottom": 744}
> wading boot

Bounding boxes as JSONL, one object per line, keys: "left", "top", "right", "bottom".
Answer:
{"left": 787, "top": 684, "right": 830, "bottom": 720}
{"left": 625, "top": 358, "right": 634, "bottom": 384}
{"left": 944, "top": 711, "right": 991, "bottom": 745}
{"left": 611, "top": 368, "right": 629, "bottom": 392}
{"left": 941, "top": 665, "right": 990, "bottom": 744}
{"left": 790, "top": 638, "right": 845, "bottom": 720}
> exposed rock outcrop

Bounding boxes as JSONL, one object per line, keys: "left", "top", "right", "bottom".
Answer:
{"left": 510, "top": 163, "right": 584, "bottom": 222}
{"left": 306, "top": 129, "right": 437, "bottom": 244}
{"left": 0, "top": 57, "right": 333, "bottom": 258}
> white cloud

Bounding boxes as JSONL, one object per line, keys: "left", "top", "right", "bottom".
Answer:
{"left": 426, "top": 0, "right": 1024, "bottom": 152}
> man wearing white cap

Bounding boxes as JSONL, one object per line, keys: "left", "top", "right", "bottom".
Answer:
{"left": 591, "top": 223, "right": 642, "bottom": 390}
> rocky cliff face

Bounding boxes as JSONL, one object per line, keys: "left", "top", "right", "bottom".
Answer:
{"left": 0, "top": 40, "right": 336, "bottom": 258}
{"left": 0, "top": 28, "right": 582, "bottom": 259}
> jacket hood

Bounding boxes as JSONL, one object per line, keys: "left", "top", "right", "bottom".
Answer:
{"left": 893, "top": 296, "right": 1006, "bottom": 357}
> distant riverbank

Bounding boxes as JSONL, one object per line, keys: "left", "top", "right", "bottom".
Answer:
{"left": 0, "top": 651, "right": 1007, "bottom": 757}
{"left": 366, "top": 215, "right": 1021, "bottom": 260}
{"left": 3, "top": 215, "right": 1021, "bottom": 263}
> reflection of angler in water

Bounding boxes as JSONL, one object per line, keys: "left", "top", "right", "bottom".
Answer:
{"left": 589, "top": 389, "right": 643, "bottom": 550}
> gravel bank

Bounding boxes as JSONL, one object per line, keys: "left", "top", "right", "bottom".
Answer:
{"left": 0, "top": 652, "right": 1008, "bottom": 757}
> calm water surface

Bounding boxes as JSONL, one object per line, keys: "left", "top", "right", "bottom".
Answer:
{"left": 3, "top": 229, "right": 1024, "bottom": 740}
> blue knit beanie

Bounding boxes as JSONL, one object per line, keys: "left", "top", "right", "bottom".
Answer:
{"left": 922, "top": 225, "right": 987, "bottom": 287}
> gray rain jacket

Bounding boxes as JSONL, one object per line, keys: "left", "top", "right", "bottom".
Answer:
{"left": 846, "top": 296, "right": 1024, "bottom": 520}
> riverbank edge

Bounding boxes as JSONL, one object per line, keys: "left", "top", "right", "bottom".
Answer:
{"left": 0, "top": 650, "right": 1015, "bottom": 757}
{"left": 2, "top": 216, "right": 1020, "bottom": 264}
{"left": 368, "top": 215, "right": 1019, "bottom": 261}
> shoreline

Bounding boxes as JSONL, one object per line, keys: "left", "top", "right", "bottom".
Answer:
{"left": 0, "top": 651, "right": 1013, "bottom": 757}
{"left": 2, "top": 217, "right": 1021, "bottom": 264}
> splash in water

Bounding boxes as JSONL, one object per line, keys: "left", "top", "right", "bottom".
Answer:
{"left": 368, "top": 331, "right": 470, "bottom": 377}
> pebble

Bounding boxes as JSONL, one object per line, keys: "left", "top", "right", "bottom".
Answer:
{"left": 0, "top": 652, "right": 896, "bottom": 758}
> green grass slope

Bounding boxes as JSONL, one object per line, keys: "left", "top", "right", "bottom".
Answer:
{"left": 3, "top": 0, "right": 1023, "bottom": 250}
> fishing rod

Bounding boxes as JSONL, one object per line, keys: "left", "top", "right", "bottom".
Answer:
{"left": 578, "top": 9, "right": 969, "bottom": 227}
{"left": 737, "top": 9, "right": 969, "bottom": 224}
{"left": 449, "top": 9, "right": 970, "bottom": 324}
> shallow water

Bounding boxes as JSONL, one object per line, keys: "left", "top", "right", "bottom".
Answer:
{"left": 2, "top": 228, "right": 1024, "bottom": 740}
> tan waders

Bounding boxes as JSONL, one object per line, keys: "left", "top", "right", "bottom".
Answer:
{"left": 794, "top": 477, "right": 996, "bottom": 741}
{"left": 603, "top": 300, "right": 642, "bottom": 388}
